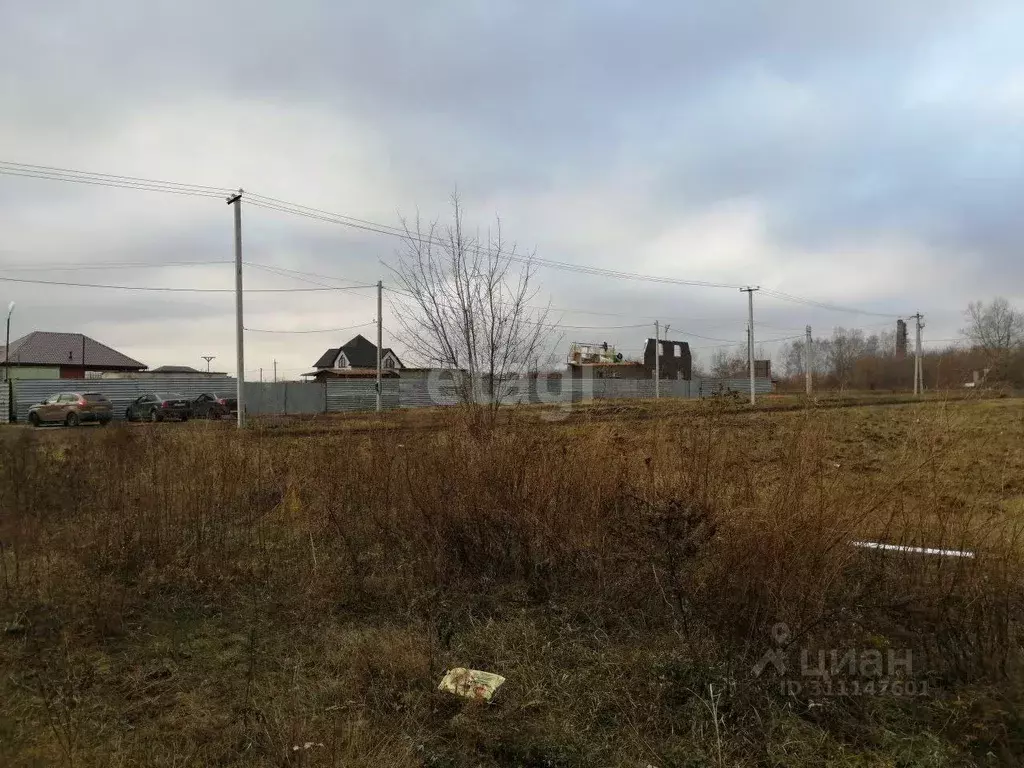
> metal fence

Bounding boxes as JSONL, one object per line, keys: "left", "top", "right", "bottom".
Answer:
{"left": 0, "top": 382, "right": 9, "bottom": 424}
{"left": 245, "top": 382, "right": 327, "bottom": 415}
{"left": 398, "top": 379, "right": 461, "bottom": 408}
{"left": 325, "top": 380, "right": 400, "bottom": 412}
{"left": 4, "top": 375, "right": 774, "bottom": 422}
{"left": 694, "top": 377, "right": 774, "bottom": 397}
{"left": 10, "top": 377, "right": 241, "bottom": 423}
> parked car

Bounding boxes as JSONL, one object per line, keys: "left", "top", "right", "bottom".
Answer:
{"left": 28, "top": 392, "right": 113, "bottom": 427}
{"left": 191, "top": 392, "right": 238, "bottom": 420}
{"left": 125, "top": 393, "right": 192, "bottom": 422}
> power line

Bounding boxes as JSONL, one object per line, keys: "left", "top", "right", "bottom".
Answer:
{"left": 245, "top": 193, "right": 916, "bottom": 313}
{"left": 0, "top": 275, "right": 378, "bottom": 293}
{"left": 388, "top": 293, "right": 649, "bottom": 332}
{"left": 250, "top": 261, "right": 735, "bottom": 322}
{"left": 244, "top": 321, "right": 376, "bottom": 334}
{"left": 0, "top": 260, "right": 231, "bottom": 271}
{"left": 0, "top": 169, "right": 229, "bottom": 199}
{"left": 244, "top": 261, "right": 375, "bottom": 289}
{"left": 0, "top": 161, "right": 233, "bottom": 198}
{"left": 245, "top": 196, "right": 746, "bottom": 290}
{"left": 252, "top": 261, "right": 778, "bottom": 328}
{"left": 264, "top": 264, "right": 901, "bottom": 341}
{"left": 542, "top": 321, "right": 650, "bottom": 331}
{"left": 0, "top": 160, "right": 923, "bottom": 317}
{"left": 0, "top": 160, "right": 231, "bottom": 192}
{"left": 243, "top": 261, "right": 378, "bottom": 299}
{"left": 760, "top": 288, "right": 900, "bottom": 318}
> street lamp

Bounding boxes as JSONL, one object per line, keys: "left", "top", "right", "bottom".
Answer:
{"left": 4, "top": 302, "right": 14, "bottom": 383}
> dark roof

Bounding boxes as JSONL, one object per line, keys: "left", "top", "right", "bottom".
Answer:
{"left": 644, "top": 338, "right": 691, "bottom": 351}
{"left": 151, "top": 365, "right": 201, "bottom": 373}
{"left": 302, "top": 368, "right": 401, "bottom": 379}
{"left": 312, "top": 335, "right": 403, "bottom": 369}
{"left": 1, "top": 332, "right": 146, "bottom": 370}
{"left": 339, "top": 334, "right": 378, "bottom": 368}
{"left": 312, "top": 347, "right": 341, "bottom": 369}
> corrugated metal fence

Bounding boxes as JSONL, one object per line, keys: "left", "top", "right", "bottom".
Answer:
{"left": 10, "top": 377, "right": 241, "bottom": 423}
{"left": 326, "top": 380, "right": 400, "bottom": 412}
{"left": 246, "top": 382, "right": 327, "bottom": 415}
{"left": 695, "top": 377, "right": 774, "bottom": 397}
{"left": 5, "top": 375, "right": 773, "bottom": 422}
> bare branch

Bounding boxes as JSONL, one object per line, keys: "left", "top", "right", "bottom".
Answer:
{"left": 386, "top": 194, "right": 554, "bottom": 418}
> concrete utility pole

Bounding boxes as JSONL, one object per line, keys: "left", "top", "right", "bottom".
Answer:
{"left": 911, "top": 312, "right": 924, "bottom": 396}
{"left": 805, "top": 325, "right": 813, "bottom": 395}
{"left": 653, "top": 322, "right": 671, "bottom": 399}
{"left": 227, "top": 189, "right": 245, "bottom": 428}
{"left": 273, "top": 359, "right": 277, "bottom": 383}
{"left": 376, "top": 280, "right": 383, "bottom": 413}
{"left": 654, "top": 321, "right": 660, "bottom": 399}
{"left": 740, "top": 287, "right": 760, "bottom": 404}
{"left": 4, "top": 302, "right": 14, "bottom": 383}
{"left": 202, "top": 355, "right": 216, "bottom": 373}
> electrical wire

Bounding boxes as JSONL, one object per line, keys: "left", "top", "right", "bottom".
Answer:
{"left": 244, "top": 321, "right": 376, "bottom": 334}
{"left": 0, "top": 160, "right": 926, "bottom": 318}
{"left": 0, "top": 275, "right": 377, "bottom": 293}
{"left": 244, "top": 262, "right": 378, "bottom": 299}
{"left": 0, "top": 170, "right": 229, "bottom": 199}
{"left": 0, "top": 160, "right": 233, "bottom": 198}
{"left": 760, "top": 288, "right": 901, "bottom": 318}
{"left": 245, "top": 196, "right": 746, "bottom": 290}
{"left": 0, "top": 260, "right": 231, "bottom": 271}
{"left": 249, "top": 261, "right": 771, "bottom": 327}
{"left": 244, "top": 261, "right": 376, "bottom": 289}
{"left": 245, "top": 193, "right": 918, "bottom": 313}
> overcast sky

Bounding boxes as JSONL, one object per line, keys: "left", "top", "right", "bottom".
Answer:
{"left": 2, "top": 1, "right": 1023, "bottom": 377}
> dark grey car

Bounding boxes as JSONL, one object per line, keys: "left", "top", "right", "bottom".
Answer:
{"left": 125, "top": 393, "right": 191, "bottom": 422}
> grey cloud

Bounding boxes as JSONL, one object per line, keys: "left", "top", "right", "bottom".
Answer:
{"left": 2, "top": 1, "right": 1022, "bottom": 373}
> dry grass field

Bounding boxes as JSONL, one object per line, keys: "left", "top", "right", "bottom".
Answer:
{"left": 1, "top": 395, "right": 1023, "bottom": 767}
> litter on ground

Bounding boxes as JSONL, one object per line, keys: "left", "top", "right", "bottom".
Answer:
{"left": 437, "top": 668, "right": 506, "bottom": 702}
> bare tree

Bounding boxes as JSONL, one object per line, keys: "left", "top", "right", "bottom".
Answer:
{"left": 708, "top": 347, "right": 747, "bottom": 378}
{"left": 962, "top": 298, "right": 1024, "bottom": 357}
{"left": 388, "top": 193, "right": 551, "bottom": 420}
{"left": 779, "top": 337, "right": 832, "bottom": 378}
{"left": 828, "top": 327, "right": 867, "bottom": 391}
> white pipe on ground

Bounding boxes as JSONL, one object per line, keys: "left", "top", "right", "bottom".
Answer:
{"left": 851, "top": 541, "right": 974, "bottom": 558}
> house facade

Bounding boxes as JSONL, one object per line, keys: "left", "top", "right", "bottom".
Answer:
{"left": 1, "top": 332, "right": 146, "bottom": 380}
{"left": 644, "top": 338, "right": 692, "bottom": 380}
{"left": 304, "top": 334, "right": 404, "bottom": 381}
